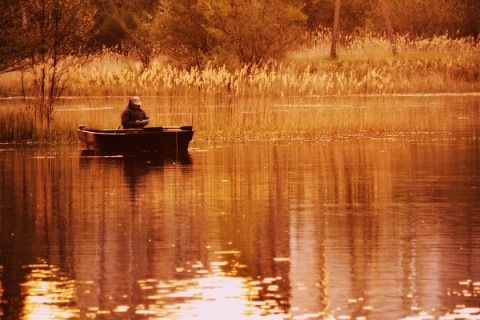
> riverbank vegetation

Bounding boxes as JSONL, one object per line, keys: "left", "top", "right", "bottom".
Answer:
{"left": 1, "top": 31, "right": 478, "bottom": 143}
{"left": 69, "top": 32, "right": 480, "bottom": 96}
{"left": 4, "top": 31, "right": 478, "bottom": 98}
{"left": 0, "top": 34, "right": 480, "bottom": 142}
{"left": 0, "top": 0, "right": 479, "bottom": 143}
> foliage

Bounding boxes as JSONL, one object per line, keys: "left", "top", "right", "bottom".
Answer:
{"left": 2, "top": 0, "right": 479, "bottom": 143}
{"left": 378, "top": 0, "right": 467, "bottom": 37}
{"left": 153, "top": 0, "right": 212, "bottom": 69}
{"left": 2, "top": 0, "right": 480, "bottom": 72}
{"left": 119, "top": 10, "right": 157, "bottom": 69}
{"left": 303, "top": 0, "right": 479, "bottom": 39}
{"left": 198, "top": 0, "right": 307, "bottom": 67}
{"left": 88, "top": 8, "right": 127, "bottom": 50}
{"left": 153, "top": 0, "right": 307, "bottom": 69}
{"left": 0, "top": 108, "right": 36, "bottom": 141}
{"left": 142, "top": 0, "right": 480, "bottom": 68}
{"left": 0, "top": 0, "right": 31, "bottom": 73}
{"left": 464, "top": 0, "right": 480, "bottom": 37}
{"left": 303, "top": 0, "right": 377, "bottom": 33}
{"left": 88, "top": 0, "right": 157, "bottom": 51}
{"left": 0, "top": 32, "right": 479, "bottom": 142}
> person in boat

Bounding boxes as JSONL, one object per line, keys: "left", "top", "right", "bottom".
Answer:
{"left": 121, "top": 96, "right": 150, "bottom": 129}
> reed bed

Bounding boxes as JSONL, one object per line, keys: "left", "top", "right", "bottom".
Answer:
{"left": 0, "top": 94, "right": 475, "bottom": 143}
{"left": 49, "top": 32, "right": 478, "bottom": 97}
{"left": 61, "top": 52, "right": 479, "bottom": 98}
{"left": 0, "top": 32, "right": 479, "bottom": 143}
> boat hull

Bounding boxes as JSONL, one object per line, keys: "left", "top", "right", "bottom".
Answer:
{"left": 78, "top": 126, "right": 194, "bottom": 154}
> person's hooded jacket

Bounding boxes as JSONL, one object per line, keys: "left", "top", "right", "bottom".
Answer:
{"left": 121, "top": 100, "right": 149, "bottom": 129}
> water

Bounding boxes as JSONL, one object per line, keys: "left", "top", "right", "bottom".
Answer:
{"left": 1, "top": 98, "right": 480, "bottom": 320}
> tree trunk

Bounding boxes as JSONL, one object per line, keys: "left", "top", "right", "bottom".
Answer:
{"left": 379, "top": 0, "right": 397, "bottom": 55}
{"left": 330, "top": 0, "right": 341, "bottom": 59}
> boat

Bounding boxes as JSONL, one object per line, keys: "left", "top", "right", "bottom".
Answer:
{"left": 78, "top": 125, "right": 194, "bottom": 154}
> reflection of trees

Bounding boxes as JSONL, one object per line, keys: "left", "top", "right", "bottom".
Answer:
{"left": 0, "top": 149, "right": 75, "bottom": 319}
{"left": 75, "top": 152, "right": 198, "bottom": 316}
{"left": 1, "top": 140, "right": 479, "bottom": 318}
{"left": 202, "top": 140, "right": 480, "bottom": 317}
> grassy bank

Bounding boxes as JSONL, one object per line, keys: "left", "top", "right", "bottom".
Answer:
{"left": 61, "top": 32, "right": 479, "bottom": 97}
{"left": 0, "top": 33, "right": 479, "bottom": 143}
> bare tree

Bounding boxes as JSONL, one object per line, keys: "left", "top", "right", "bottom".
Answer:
{"left": 21, "top": 0, "right": 95, "bottom": 127}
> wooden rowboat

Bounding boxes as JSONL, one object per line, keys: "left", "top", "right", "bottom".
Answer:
{"left": 78, "top": 125, "right": 194, "bottom": 154}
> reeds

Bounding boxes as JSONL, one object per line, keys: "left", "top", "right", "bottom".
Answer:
{"left": 0, "top": 32, "right": 479, "bottom": 142}
{"left": 4, "top": 32, "right": 478, "bottom": 98}
{"left": 0, "top": 93, "right": 476, "bottom": 143}
{"left": 62, "top": 53, "right": 478, "bottom": 97}
{"left": 0, "top": 105, "right": 35, "bottom": 141}
{"left": 42, "top": 32, "right": 476, "bottom": 97}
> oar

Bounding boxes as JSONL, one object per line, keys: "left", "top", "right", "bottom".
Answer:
{"left": 144, "top": 126, "right": 193, "bottom": 132}
{"left": 162, "top": 126, "right": 193, "bottom": 131}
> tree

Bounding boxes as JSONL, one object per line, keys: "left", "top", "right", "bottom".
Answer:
{"left": 153, "top": 0, "right": 212, "bottom": 69}
{"left": 374, "top": 0, "right": 466, "bottom": 37}
{"left": 0, "top": 0, "right": 31, "bottom": 73}
{"left": 464, "top": 0, "right": 480, "bottom": 38}
{"left": 85, "top": 0, "right": 161, "bottom": 61}
{"left": 88, "top": 7, "right": 127, "bottom": 51}
{"left": 90, "top": 0, "right": 159, "bottom": 68}
{"left": 154, "top": 0, "right": 307, "bottom": 69}
{"left": 200, "top": 0, "right": 307, "bottom": 67}
{"left": 330, "top": 0, "right": 397, "bottom": 58}
{"left": 21, "top": 0, "right": 95, "bottom": 127}
{"left": 330, "top": 0, "right": 341, "bottom": 58}
{"left": 120, "top": 9, "right": 157, "bottom": 68}
{"left": 378, "top": 0, "right": 396, "bottom": 54}
{"left": 303, "top": 0, "right": 377, "bottom": 33}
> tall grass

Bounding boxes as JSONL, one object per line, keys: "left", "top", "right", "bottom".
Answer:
{"left": 0, "top": 32, "right": 479, "bottom": 143}
{"left": 1, "top": 94, "right": 473, "bottom": 143}
{"left": 49, "top": 32, "right": 478, "bottom": 97}
{"left": 0, "top": 105, "right": 35, "bottom": 141}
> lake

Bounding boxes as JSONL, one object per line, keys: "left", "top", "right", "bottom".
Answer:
{"left": 0, "top": 95, "right": 480, "bottom": 320}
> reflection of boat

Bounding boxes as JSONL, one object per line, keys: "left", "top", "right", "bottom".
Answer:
{"left": 78, "top": 125, "right": 194, "bottom": 154}
{"left": 79, "top": 150, "right": 193, "bottom": 165}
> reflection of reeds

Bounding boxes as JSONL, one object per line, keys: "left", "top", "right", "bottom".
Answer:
{"left": 0, "top": 33, "right": 478, "bottom": 142}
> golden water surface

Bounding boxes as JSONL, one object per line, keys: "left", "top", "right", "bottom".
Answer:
{"left": 0, "top": 96, "right": 479, "bottom": 320}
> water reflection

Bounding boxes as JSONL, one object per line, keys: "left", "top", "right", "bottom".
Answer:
{"left": 20, "top": 260, "right": 78, "bottom": 319}
{"left": 1, "top": 135, "right": 480, "bottom": 319}
{"left": 79, "top": 151, "right": 193, "bottom": 198}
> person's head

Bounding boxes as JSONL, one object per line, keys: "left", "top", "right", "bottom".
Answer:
{"left": 129, "top": 96, "right": 141, "bottom": 108}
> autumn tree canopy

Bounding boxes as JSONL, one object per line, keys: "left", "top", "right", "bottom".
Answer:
{"left": 1, "top": 0, "right": 479, "bottom": 72}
